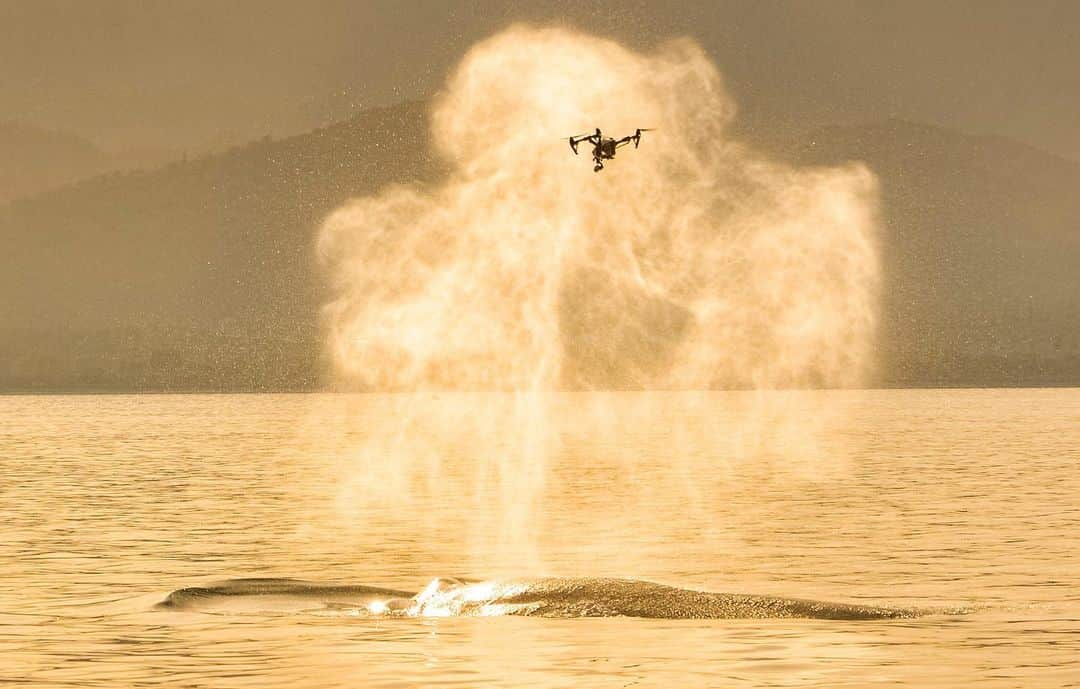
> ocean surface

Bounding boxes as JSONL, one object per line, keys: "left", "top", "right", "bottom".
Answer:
{"left": 2, "top": 389, "right": 1078, "bottom": 687}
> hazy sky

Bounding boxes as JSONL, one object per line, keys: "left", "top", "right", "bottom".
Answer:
{"left": 3, "top": 0, "right": 1078, "bottom": 158}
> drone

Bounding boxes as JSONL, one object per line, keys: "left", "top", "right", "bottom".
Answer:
{"left": 566, "top": 128, "right": 653, "bottom": 172}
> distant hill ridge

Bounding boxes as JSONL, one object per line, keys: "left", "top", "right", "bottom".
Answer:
{"left": 0, "top": 121, "right": 196, "bottom": 204}
{"left": 789, "top": 119, "right": 1080, "bottom": 386}
{"left": 0, "top": 101, "right": 439, "bottom": 391}
{"left": 0, "top": 122, "right": 111, "bottom": 203}
{"left": 1, "top": 103, "right": 1076, "bottom": 391}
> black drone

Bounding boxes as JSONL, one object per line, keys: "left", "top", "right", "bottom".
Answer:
{"left": 566, "top": 128, "right": 653, "bottom": 172}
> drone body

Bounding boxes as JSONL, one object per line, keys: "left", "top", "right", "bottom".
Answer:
{"left": 567, "top": 128, "right": 652, "bottom": 172}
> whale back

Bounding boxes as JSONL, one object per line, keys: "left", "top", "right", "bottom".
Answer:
{"left": 156, "top": 576, "right": 932, "bottom": 619}
{"left": 156, "top": 578, "right": 416, "bottom": 613}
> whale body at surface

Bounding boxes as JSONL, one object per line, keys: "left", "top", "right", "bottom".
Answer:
{"left": 155, "top": 578, "right": 415, "bottom": 614}
{"left": 157, "top": 576, "right": 939, "bottom": 620}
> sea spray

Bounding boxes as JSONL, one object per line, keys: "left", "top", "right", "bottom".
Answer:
{"left": 316, "top": 26, "right": 881, "bottom": 568}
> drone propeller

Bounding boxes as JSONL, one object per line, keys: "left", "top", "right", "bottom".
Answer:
{"left": 564, "top": 132, "right": 595, "bottom": 155}
{"left": 633, "top": 128, "right": 656, "bottom": 148}
{"left": 566, "top": 136, "right": 584, "bottom": 155}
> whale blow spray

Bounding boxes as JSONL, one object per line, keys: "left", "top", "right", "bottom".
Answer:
{"left": 316, "top": 25, "right": 880, "bottom": 568}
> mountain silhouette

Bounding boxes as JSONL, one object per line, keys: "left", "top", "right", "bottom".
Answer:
{"left": 0, "top": 104, "right": 1076, "bottom": 391}
{"left": 0, "top": 122, "right": 111, "bottom": 203}
{"left": 789, "top": 120, "right": 1080, "bottom": 386}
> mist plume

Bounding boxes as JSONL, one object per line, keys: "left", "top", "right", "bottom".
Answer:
{"left": 318, "top": 25, "right": 880, "bottom": 392}
{"left": 315, "top": 26, "right": 881, "bottom": 567}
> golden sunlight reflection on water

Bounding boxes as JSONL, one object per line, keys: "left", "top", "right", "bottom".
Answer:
{"left": 2, "top": 389, "right": 1079, "bottom": 687}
